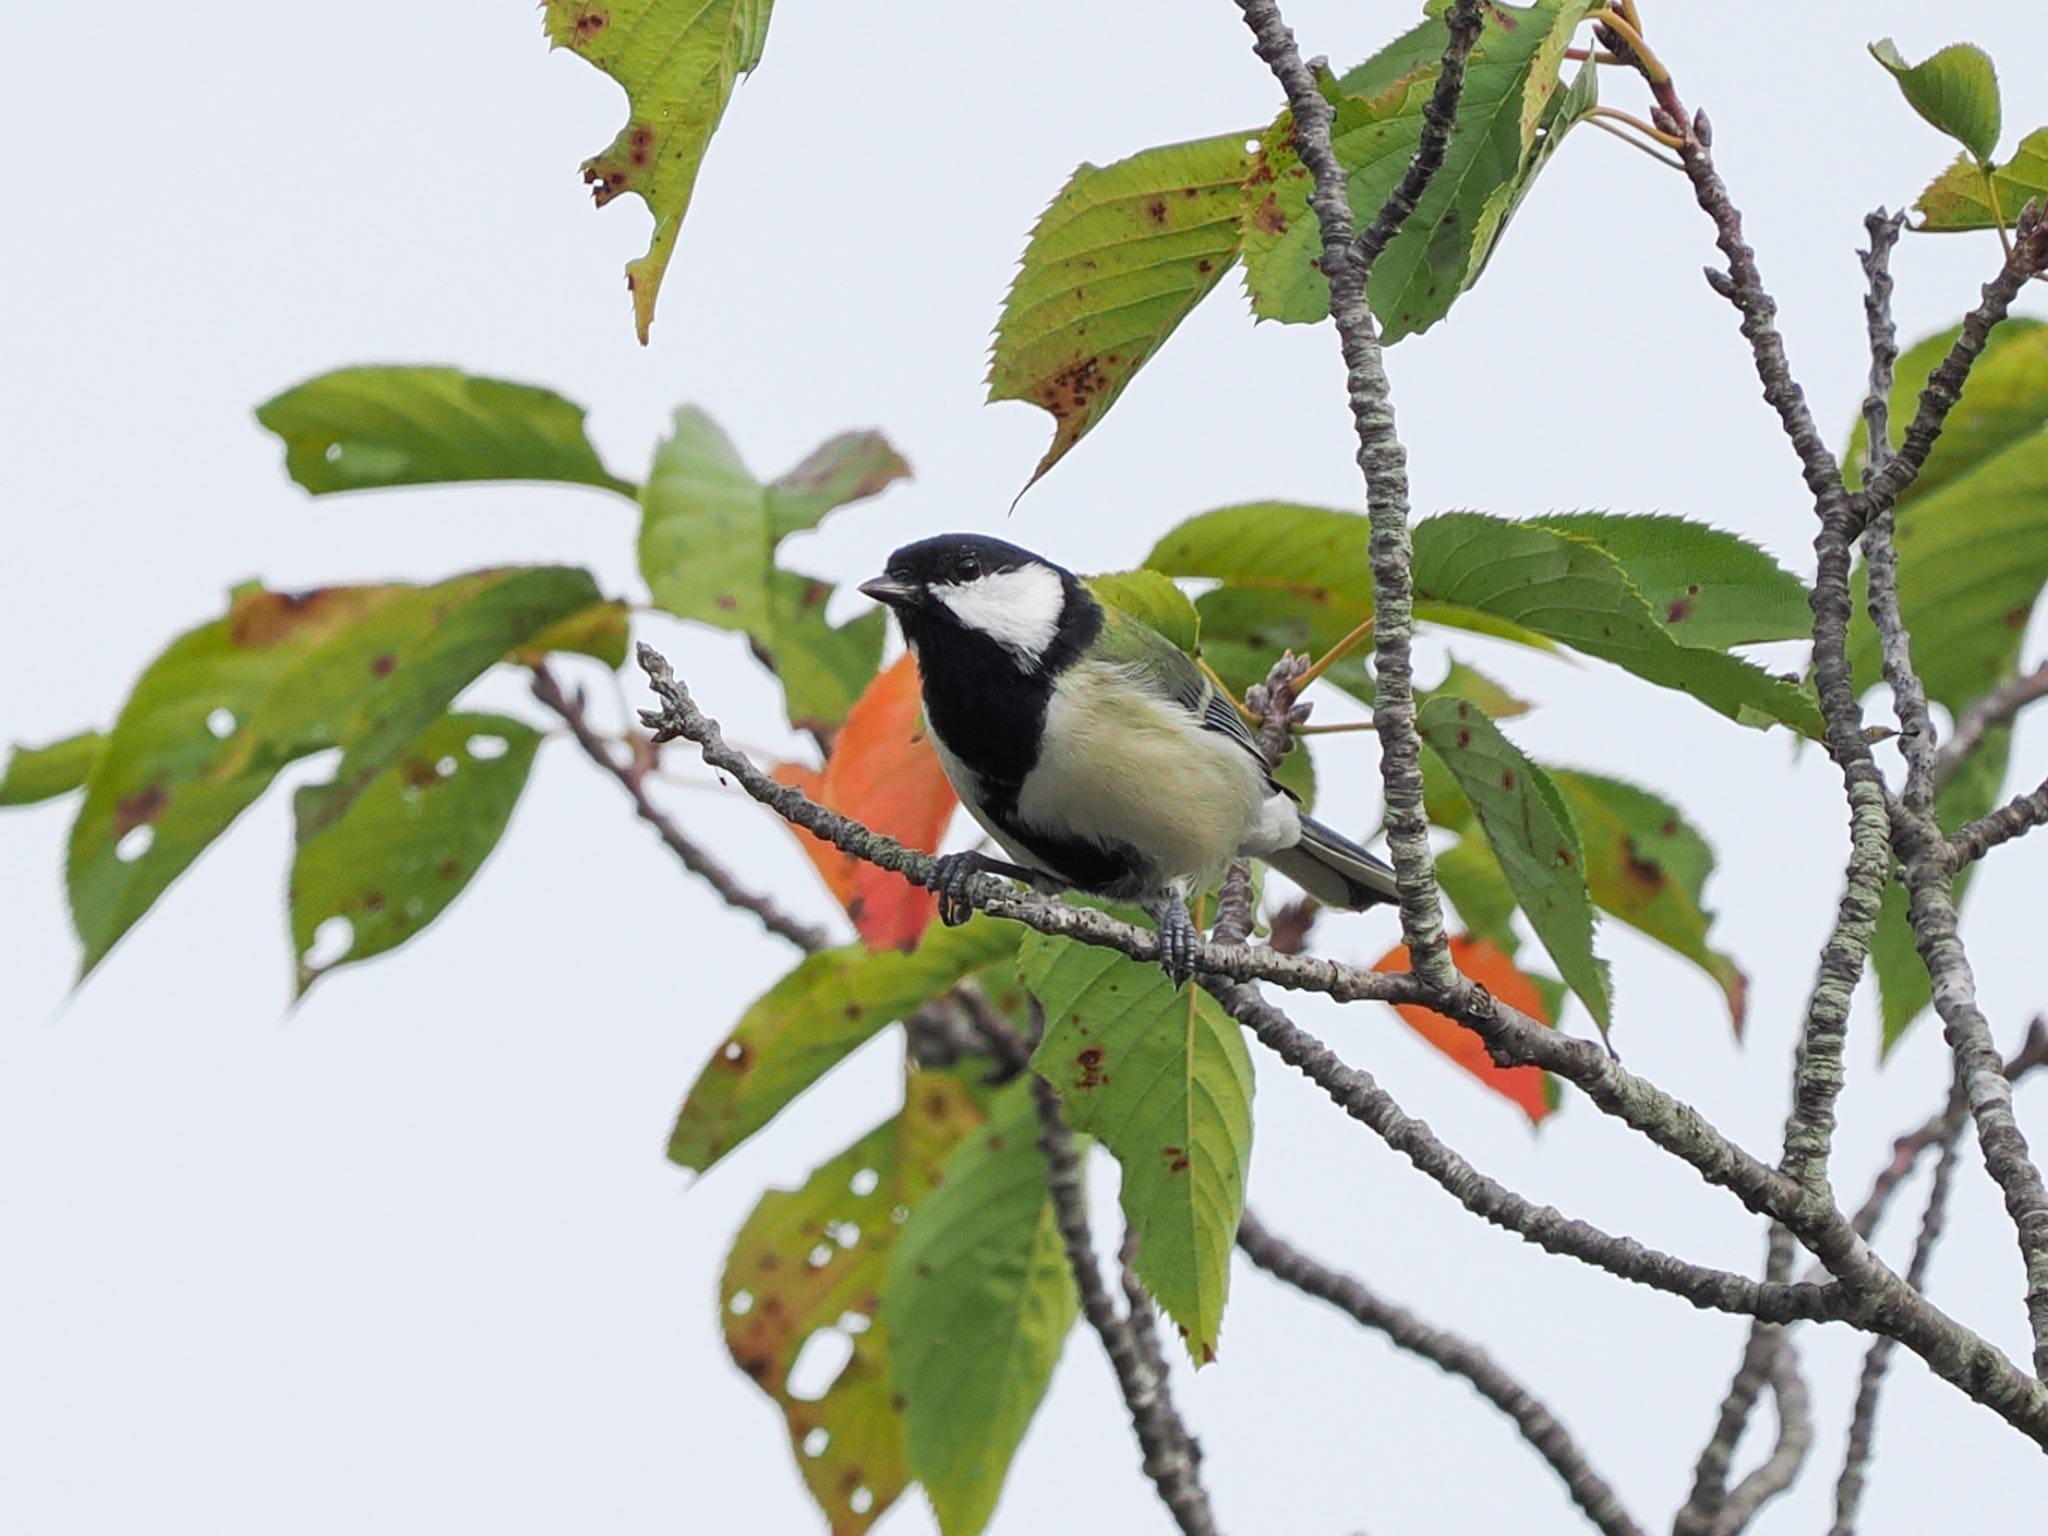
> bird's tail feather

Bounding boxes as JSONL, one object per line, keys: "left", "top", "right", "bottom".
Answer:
{"left": 1267, "top": 816, "right": 1400, "bottom": 910}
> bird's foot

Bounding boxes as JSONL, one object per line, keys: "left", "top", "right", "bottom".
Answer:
{"left": 930, "top": 851, "right": 1044, "bottom": 926}
{"left": 1147, "top": 890, "right": 1200, "bottom": 989}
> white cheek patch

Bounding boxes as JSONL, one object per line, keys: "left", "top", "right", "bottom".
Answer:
{"left": 934, "top": 564, "right": 1064, "bottom": 663}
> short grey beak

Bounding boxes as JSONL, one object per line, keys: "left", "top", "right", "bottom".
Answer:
{"left": 858, "top": 575, "right": 918, "bottom": 607}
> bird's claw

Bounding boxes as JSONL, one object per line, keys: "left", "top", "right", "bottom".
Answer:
{"left": 931, "top": 852, "right": 980, "bottom": 927}
{"left": 1151, "top": 892, "right": 1199, "bottom": 989}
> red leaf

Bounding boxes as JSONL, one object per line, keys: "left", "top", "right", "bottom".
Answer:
{"left": 1374, "top": 935, "right": 1559, "bottom": 1125}
{"left": 774, "top": 655, "right": 958, "bottom": 949}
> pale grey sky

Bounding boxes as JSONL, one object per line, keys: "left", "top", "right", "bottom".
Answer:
{"left": 3, "top": 3, "right": 2046, "bottom": 1532}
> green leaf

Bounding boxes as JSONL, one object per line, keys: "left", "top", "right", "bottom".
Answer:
{"left": 66, "top": 569, "right": 600, "bottom": 975}
{"left": 989, "top": 132, "right": 1253, "bottom": 487}
{"left": 637, "top": 407, "right": 908, "bottom": 732}
{"left": 1916, "top": 126, "right": 2048, "bottom": 231}
{"left": 669, "top": 920, "right": 1020, "bottom": 1173}
{"left": 1417, "top": 696, "right": 1611, "bottom": 1031}
{"left": 515, "top": 600, "right": 632, "bottom": 670}
{"left": 1874, "top": 726, "right": 2011, "bottom": 1054}
{"left": 1550, "top": 769, "right": 1746, "bottom": 1033}
{"left": 725, "top": 1070, "right": 988, "bottom": 1536}
{"left": 1152, "top": 503, "right": 1822, "bottom": 734}
{"left": 1022, "top": 934, "right": 1253, "bottom": 1363}
{"left": 288, "top": 712, "right": 540, "bottom": 994}
{"left": 1870, "top": 38, "right": 2001, "bottom": 163}
{"left": 1087, "top": 569, "right": 1201, "bottom": 655}
{"left": 1531, "top": 512, "right": 1813, "bottom": 648}
{"left": 1464, "top": 50, "right": 1599, "bottom": 290}
{"left": 1844, "top": 320, "right": 2048, "bottom": 710}
{"left": 1, "top": 731, "right": 102, "bottom": 807}
{"left": 1242, "top": 0, "right": 1597, "bottom": 341}
{"left": 255, "top": 366, "right": 632, "bottom": 497}
{"left": 888, "top": 1081, "right": 1079, "bottom": 1536}
{"left": 1434, "top": 833, "right": 1520, "bottom": 953}
{"left": 542, "top": 0, "right": 775, "bottom": 344}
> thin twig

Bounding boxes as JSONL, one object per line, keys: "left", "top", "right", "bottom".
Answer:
{"left": 1936, "top": 663, "right": 2048, "bottom": 789}
{"left": 1947, "top": 776, "right": 2048, "bottom": 868}
{"left": 1674, "top": 1228, "right": 1796, "bottom": 1536}
{"left": 530, "top": 664, "right": 832, "bottom": 952}
{"left": 634, "top": 644, "right": 2048, "bottom": 1443}
{"left": 1031, "top": 1076, "right": 1221, "bottom": 1536}
{"left": 1709, "top": 1336, "right": 1812, "bottom": 1536}
{"left": 1238, "top": 1213, "right": 1645, "bottom": 1536}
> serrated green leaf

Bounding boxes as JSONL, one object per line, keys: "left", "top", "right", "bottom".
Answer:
{"left": 1417, "top": 696, "right": 1610, "bottom": 1031}
{"left": 1916, "top": 127, "right": 2048, "bottom": 232}
{"left": 66, "top": 569, "right": 598, "bottom": 975}
{"left": 1845, "top": 320, "right": 2048, "bottom": 711}
{"left": 542, "top": 0, "right": 775, "bottom": 343}
{"left": 1242, "top": 0, "right": 1596, "bottom": 341}
{"left": 289, "top": 712, "right": 540, "bottom": 994}
{"left": 1087, "top": 569, "right": 1201, "bottom": 655}
{"left": 1465, "top": 51, "right": 1599, "bottom": 289}
{"left": 670, "top": 920, "right": 1020, "bottom": 1173}
{"left": 1551, "top": 769, "right": 1746, "bottom": 1033}
{"left": 638, "top": 407, "right": 908, "bottom": 732}
{"left": 1870, "top": 38, "right": 2001, "bottom": 164}
{"left": 725, "top": 1070, "right": 988, "bottom": 1536}
{"left": 1022, "top": 934, "right": 1252, "bottom": 1364}
{"left": 1875, "top": 726, "right": 2011, "bottom": 1055}
{"left": 255, "top": 367, "right": 632, "bottom": 497}
{"left": 888, "top": 1081, "right": 1078, "bottom": 1536}
{"left": 1532, "top": 512, "right": 1812, "bottom": 648}
{"left": 989, "top": 132, "right": 1253, "bottom": 487}
{"left": 1, "top": 731, "right": 102, "bottom": 807}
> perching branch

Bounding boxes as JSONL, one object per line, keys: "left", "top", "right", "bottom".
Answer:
{"left": 1237, "top": 1212, "right": 1645, "bottom": 1536}
{"left": 1233, "top": 0, "right": 1484, "bottom": 991}
{"left": 634, "top": 642, "right": 2048, "bottom": 1445}
{"left": 1947, "top": 776, "right": 2048, "bottom": 869}
{"left": 1936, "top": 663, "right": 2048, "bottom": 789}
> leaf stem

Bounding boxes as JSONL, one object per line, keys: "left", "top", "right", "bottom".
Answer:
{"left": 1589, "top": 8, "right": 1669, "bottom": 85}
{"left": 1589, "top": 105, "right": 1684, "bottom": 149}
{"left": 1293, "top": 613, "right": 1376, "bottom": 692}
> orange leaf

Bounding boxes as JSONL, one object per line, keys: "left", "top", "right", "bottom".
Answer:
{"left": 1374, "top": 935, "right": 1560, "bottom": 1126}
{"left": 775, "top": 655, "right": 958, "bottom": 950}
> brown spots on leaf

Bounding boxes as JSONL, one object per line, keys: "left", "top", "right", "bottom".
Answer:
{"left": 1182, "top": 185, "right": 1200, "bottom": 199}
{"left": 1485, "top": 2, "right": 1517, "bottom": 28}
{"left": 1075, "top": 1044, "right": 1107, "bottom": 1089}
{"left": 228, "top": 588, "right": 338, "bottom": 649}
{"left": 571, "top": 7, "right": 608, "bottom": 39}
{"left": 1287, "top": 165, "right": 1307, "bottom": 180}
{"left": 714, "top": 594, "right": 739, "bottom": 612}
{"left": 924, "top": 1089, "right": 951, "bottom": 1117}
{"left": 1162, "top": 1145, "right": 1190, "bottom": 1174}
{"left": 720, "top": 1039, "right": 752, "bottom": 1071}
{"left": 1555, "top": 846, "right": 1574, "bottom": 868}
{"left": 628, "top": 125, "right": 654, "bottom": 166}
{"left": 368, "top": 651, "right": 398, "bottom": 679}
{"left": 584, "top": 161, "right": 630, "bottom": 207}
{"left": 843, "top": 1003, "right": 863, "bottom": 1021}
{"left": 1455, "top": 729, "right": 1471, "bottom": 749}
{"left": 2004, "top": 603, "right": 2031, "bottom": 629}
{"left": 1659, "top": 818, "right": 1678, "bottom": 837}
{"left": 114, "top": 783, "right": 169, "bottom": 838}
{"left": 361, "top": 892, "right": 386, "bottom": 913}
{"left": 1245, "top": 159, "right": 1276, "bottom": 188}
{"left": 1145, "top": 199, "right": 1168, "bottom": 225}
{"left": 1455, "top": 700, "right": 1470, "bottom": 719}
{"left": 757, "top": 1252, "right": 782, "bottom": 1272}
{"left": 402, "top": 759, "right": 442, "bottom": 791}
{"left": 1252, "top": 193, "right": 1287, "bottom": 236}
{"left": 1196, "top": 258, "right": 1215, "bottom": 276}
{"left": 1042, "top": 355, "right": 1108, "bottom": 415}
{"left": 889, "top": 1392, "right": 907, "bottom": 1412}
{"left": 1620, "top": 837, "right": 1666, "bottom": 896}
{"left": 437, "top": 856, "right": 462, "bottom": 880}
{"left": 1665, "top": 598, "right": 1692, "bottom": 623}
{"left": 736, "top": 1354, "right": 771, "bottom": 1381}
{"left": 1500, "top": 770, "right": 1516, "bottom": 790}
{"left": 986, "top": 1134, "right": 1006, "bottom": 1153}
{"left": 800, "top": 580, "right": 831, "bottom": 610}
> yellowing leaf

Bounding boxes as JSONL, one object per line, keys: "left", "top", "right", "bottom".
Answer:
{"left": 1916, "top": 127, "right": 2048, "bottom": 231}
{"left": 542, "top": 0, "right": 775, "bottom": 343}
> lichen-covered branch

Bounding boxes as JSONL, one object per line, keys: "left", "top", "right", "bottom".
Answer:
{"left": 1937, "top": 663, "right": 2048, "bottom": 789}
{"left": 1237, "top": 1213, "right": 1644, "bottom": 1536}
{"left": 1232, "top": 0, "right": 1484, "bottom": 991}
{"left": 634, "top": 644, "right": 2048, "bottom": 1443}
{"left": 1947, "top": 776, "right": 2048, "bottom": 868}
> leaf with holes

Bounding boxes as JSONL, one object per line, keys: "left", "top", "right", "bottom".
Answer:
{"left": 1873, "top": 726, "right": 2011, "bottom": 1055}
{"left": 66, "top": 568, "right": 602, "bottom": 975}
{"left": 1022, "top": 933, "right": 1252, "bottom": 1364}
{"left": 1087, "top": 569, "right": 1201, "bottom": 656}
{"left": 1, "top": 731, "right": 102, "bottom": 807}
{"left": 1870, "top": 38, "right": 2001, "bottom": 164}
{"left": 989, "top": 131, "right": 1253, "bottom": 487}
{"left": 1916, "top": 127, "right": 2048, "bottom": 231}
{"left": 1241, "top": 0, "right": 1596, "bottom": 341}
{"left": 289, "top": 713, "right": 541, "bottom": 994}
{"left": 724, "top": 1068, "right": 988, "bottom": 1536}
{"left": 1845, "top": 320, "right": 2048, "bottom": 711}
{"left": 1375, "top": 935, "right": 1560, "bottom": 1124}
{"left": 776, "top": 656, "right": 958, "bottom": 951}
{"left": 671, "top": 920, "right": 1019, "bottom": 1173}
{"left": 1551, "top": 769, "right": 1746, "bottom": 1034}
{"left": 1417, "top": 695, "right": 1610, "bottom": 1032}
{"left": 255, "top": 366, "right": 633, "bottom": 497}
{"left": 542, "top": 0, "right": 775, "bottom": 343}
{"left": 638, "top": 407, "right": 908, "bottom": 732}
{"left": 888, "top": 1080, "right": 1079, "bottom": 1536}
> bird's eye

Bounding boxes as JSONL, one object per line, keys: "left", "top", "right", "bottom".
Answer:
{"left": 954, "top": 554, "right": 982, "bottom": 581}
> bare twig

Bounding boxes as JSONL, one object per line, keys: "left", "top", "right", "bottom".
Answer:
{"left": 1947, "top": 776, "right": 2048, "bottom": 868}
{"left": 1238, "top": 1213, "right": 1644, "bottom": 1536}
{"left": 1032, "top": 1076, "right": 1220, "bottom": 1535}
{"left": 1937, "top": 663, "right": 2048, "bottom": 789}
{"left": 530, "top": 664, "right": 832, "bottom": 952}
{"left": 1827, "top": 1113, "right": 1966, "bottom": 1536}
{"left": 1233, "top": 0, "right": 1484, "bottom": 991}
{"left": 1674, "top": 1228, "right": 1797, "bottom": 1536}
{"left": 634, "top": 644, "right": 2048, "bottom": 1442}
{"left": 1710, "top": 1336, "right": 1812, "bottom": 1536}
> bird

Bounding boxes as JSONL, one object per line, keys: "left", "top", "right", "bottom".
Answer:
{"left": 858, "top": 533, "right": 1398, "bottom": 985}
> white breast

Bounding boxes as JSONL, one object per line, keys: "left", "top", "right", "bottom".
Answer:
{"left": 1013, "top": 660, "right": 1288, "bottom": 894}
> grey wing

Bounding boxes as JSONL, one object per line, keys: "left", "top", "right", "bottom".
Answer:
{"left": 1103, "top": 607, "right": 1281, "bottom": 786}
